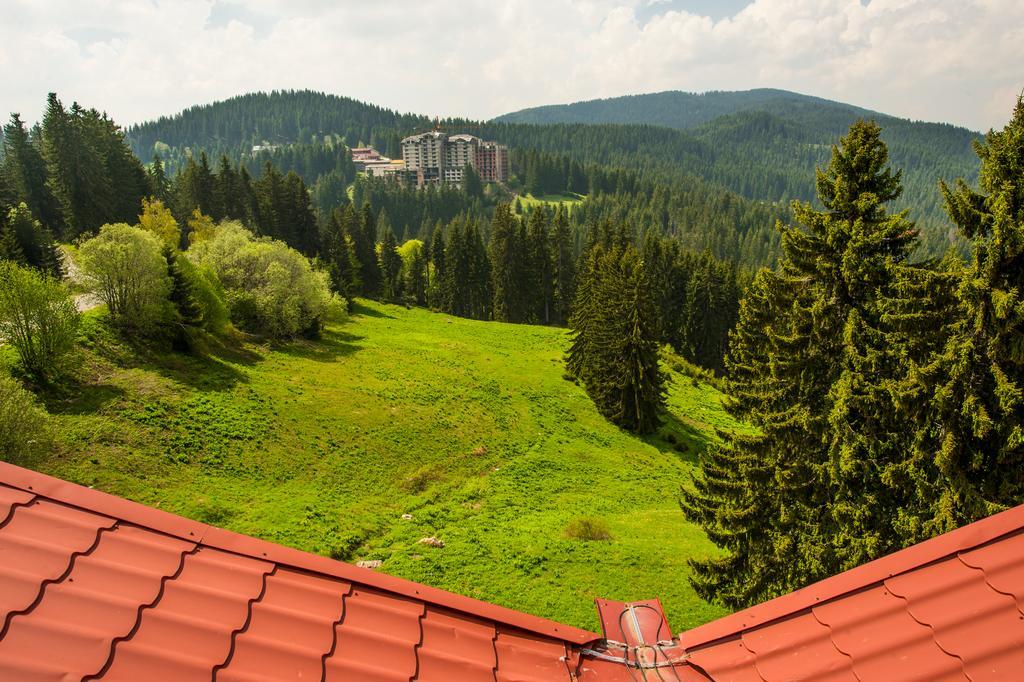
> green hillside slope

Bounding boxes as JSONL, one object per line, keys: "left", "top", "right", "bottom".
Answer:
{"left": 494, "top": 88, "right": 875, "bottom": 129}
{"left": 26, "top": 300, "right": 748, "bottom": 632}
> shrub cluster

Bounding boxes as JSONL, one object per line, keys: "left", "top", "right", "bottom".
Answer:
{"left": 0, "top": 374, "right": 52, "bottom": 466}
{"left": 188, "top": 222, "right": 333, "bottom": 338}
{"left": 0, "top": 260, "right": 79, "bottom": 383}
{"left": 73, "top": 211, "right": 335, "bottom": 342}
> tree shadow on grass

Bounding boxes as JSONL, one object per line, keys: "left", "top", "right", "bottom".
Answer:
{"left": 272, "top": 328, "right": 365, "bottom": 362}
{"left": 42, "top": 382, "right": 127, "bottom": 416}
{"left": 350, "top": 301, "right": 395, "bottom": 319}
{"left": 149, "top": 351, "right": 251, "bottom": 392}
{"left": 643, "top": 411, "right": 718, "bottom": 465}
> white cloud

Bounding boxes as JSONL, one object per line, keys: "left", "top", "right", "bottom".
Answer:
{"left": 1, "top": 0, "right": 1020, "bottom": 131}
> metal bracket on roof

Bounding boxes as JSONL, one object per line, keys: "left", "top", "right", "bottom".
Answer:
{"left": 573, "top": 599, "right": 690, "bottom": 679}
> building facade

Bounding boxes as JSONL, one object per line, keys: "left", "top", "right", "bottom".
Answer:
{"left": 400, "top": 131, "right": 508, "bottom": 188}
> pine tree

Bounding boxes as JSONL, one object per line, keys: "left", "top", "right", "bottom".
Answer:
{"left": 551, "top": 208, "right": 576, "bottom": 325}
{"left": 148, "top": 154, "right": 170, "bottom": 202}
{"left": 2, "top": 113, "right": 62, "bottom": 234}
{"left": 919, "top": 97, "right": 1024, "bottom": 532}
{"left": 0, "top": 216, "right": 25, "bottom": 264}
{"left": 2, "top": 203, "right": 59, "bottom": 274}
{"left": 489, "top": 204, "right": 525, "bottom": 322}
{"left": 164, "top": 246, "right": 203, "bottom": 327}
{"left": 41, "top": 94, "right": 114, "bottom": 237}
{"left": 378, "top": 226, "right": 402, "bottom": 302}
{"left": 611, "top": 247, "right": 666, "bottom": 433}
{"left": 567, "top": 241, "right": 665, "bottom": 433}
{"left": 355, "top": 203, "right": 382, "bottom": 297}
{"left": 323, "top": 207, "right": 360, "bottom": 305}
{"left": 427, "top": 222, "right": 447, "bottom": 310}
{"left": 682, "top": 120, "right": 918, "bottom": 607}
{"left": 566, "top": 247, "right": 598, "bottom": 380}
{"left": 526, "top": 209, "right": 553, "bottom": 324}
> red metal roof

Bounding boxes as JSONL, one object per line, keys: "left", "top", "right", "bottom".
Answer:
{"left": 3, "top": 460, "right": 1024, "bottom": 680}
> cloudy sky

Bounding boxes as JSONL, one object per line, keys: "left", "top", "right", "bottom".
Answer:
{"left": 2, "top": 0, "right": 1021, "bottom": 132}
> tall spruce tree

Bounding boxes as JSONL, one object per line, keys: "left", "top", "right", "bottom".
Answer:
{"left": 567, "top": 239, "right": 664, "bottom": 434}
{"left": 920, "top": 97, "right": 1024, "bottom": 532}
{"left": 490, "top": 204, "right": 527, "bottom": 322}
{"left": 526, "top": 208, "right": 553, "bottom": 324}
{"left": 355, "top": 203, "right": 382, "bottom": 297}
{"left": 2, "top": 203, "right": 60, "bottom": 274}
{"left": 551, "top": 208, "right": 576, "bottom": 325}
{"left": 428, "top": 222, "right": 447, "bottom": 310}
{"left": 2, "top": 113, "right": 61, "bottom": 234}
{"left": 378, "top": 226, "right": 402, "bottom": 302}
{"left": 682, "top": 120, "right": 918, "bottom": 607}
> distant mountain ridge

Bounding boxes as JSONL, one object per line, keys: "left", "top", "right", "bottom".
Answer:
{"left": 493, "top": 88, "right": 961, "bottom": 132}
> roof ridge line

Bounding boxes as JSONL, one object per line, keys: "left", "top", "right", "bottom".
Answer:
{"left": 0, "top": 462, "right": 598, "bottom": 645}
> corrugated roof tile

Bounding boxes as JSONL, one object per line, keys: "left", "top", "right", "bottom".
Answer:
{"left": 813, "top": 583, "right": 963, "bottom": 681}
{"left": 417, "top": 606, "right": 497, "bottom": 681}
{"left": 685, "top": 637, "right": 764, "bottom": 681}
{"left": 0, "top": 524, "right": 192, "bottom": 679}
{"left": 97, "top": 547, "right": 273, "bottom": 681}
{"left": 887, "top": 558, "right": 1024, "bottom": 680}
{"left": 8, "top": 462, "right": 1024, "bottom": 680}
{"left": 0, "top": 483, "right": 34, "bottom": 522}
{"left": 740, "top": 611, "right": 855, "bottom": 681}
{"left": 960, "top": 531, "right": 1024, "bottom": 611}
{"left": 324, "top": 586, "right": 424, "bottom": 681}
{"left": 217, "top": 567, "right": 349, "bottom": 681}
{"left": 494, "top": 628, "right": 573, "bottom": 682}
{"left": 0, "top": 500, "right": 115, "bottom": 633}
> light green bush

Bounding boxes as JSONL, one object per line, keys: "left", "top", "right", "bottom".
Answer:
{"left": 188, "top": 222, "right": 332, "bottom": 338}
{"left": 78, "top": 223, "right": 172, "bottom": 332}
{"left": 0, "top": 374, "right": 51, "bottom": 466}
{"left": 564, "top": 517, "right": 613, "bottom": 541}
{"left": 0, "top": 260, "right": 80, "bottom": 382}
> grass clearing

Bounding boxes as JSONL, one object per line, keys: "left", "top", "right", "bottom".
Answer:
{"left": 24, "top": 299, "right": 746, "bottom": 632}
{"left": 517, "top": 192, "right": 585, "bottom": 211}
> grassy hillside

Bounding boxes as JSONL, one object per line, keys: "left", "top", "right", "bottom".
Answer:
{"left": 19, "top": 299, "right": 748, "bottom": 633}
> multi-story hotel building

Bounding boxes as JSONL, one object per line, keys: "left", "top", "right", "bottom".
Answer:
{"left": 401, "top": 131, "right": 508, "bottom": 188}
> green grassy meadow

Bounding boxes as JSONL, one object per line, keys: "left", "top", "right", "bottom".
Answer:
{"left": 25, "top": 299, "right": 745, "bottom": 633}
{"left": 516, "top": 192, "right": 585, "bottom": 211}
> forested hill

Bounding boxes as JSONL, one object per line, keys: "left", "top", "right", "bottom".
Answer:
{"left": 125, "top": 90, "right": 430, "bottom": 161}
{"left": 495, "top": 89, "right": 982, "bottom": 253}
{"left": 494, "top": 88, "right": 878, "bottom": 129}
{"left": 125, "top": 88, "right": 982, "bottom": 260}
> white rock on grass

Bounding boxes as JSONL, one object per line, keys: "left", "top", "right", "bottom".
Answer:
{"left": 418, "top": 536, "right": 444, "bottom": 548}
{"left": 356, "top": 559, "right": 383, "bottom": 569}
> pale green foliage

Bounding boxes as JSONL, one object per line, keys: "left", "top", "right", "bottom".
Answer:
{"left": 188, "top": 222, "right": 332, "bottom": 338}
{"left": 564, "top": 517, "right": 612, "bottom": 541}
{"left": 396, "top": 239, "right": 423, "bottom": 264}
{"left": 0, "top": 260, "right": 80, "bottom": 382}
{"left": 78, "top": 223, "right": 172, "bottom": 332}
{"left": 138, "top": 197, "right": 180, "bottom": 249}
{"left": 0, "top": 374, "right": 51, "bottom": 465}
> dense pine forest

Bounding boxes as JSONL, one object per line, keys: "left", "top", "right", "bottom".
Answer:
{"left": 4, "top": 85, "right": 1024, "bottom": 625}
{"left": 125, "top": 89, "right": 980, "bottom": 263}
